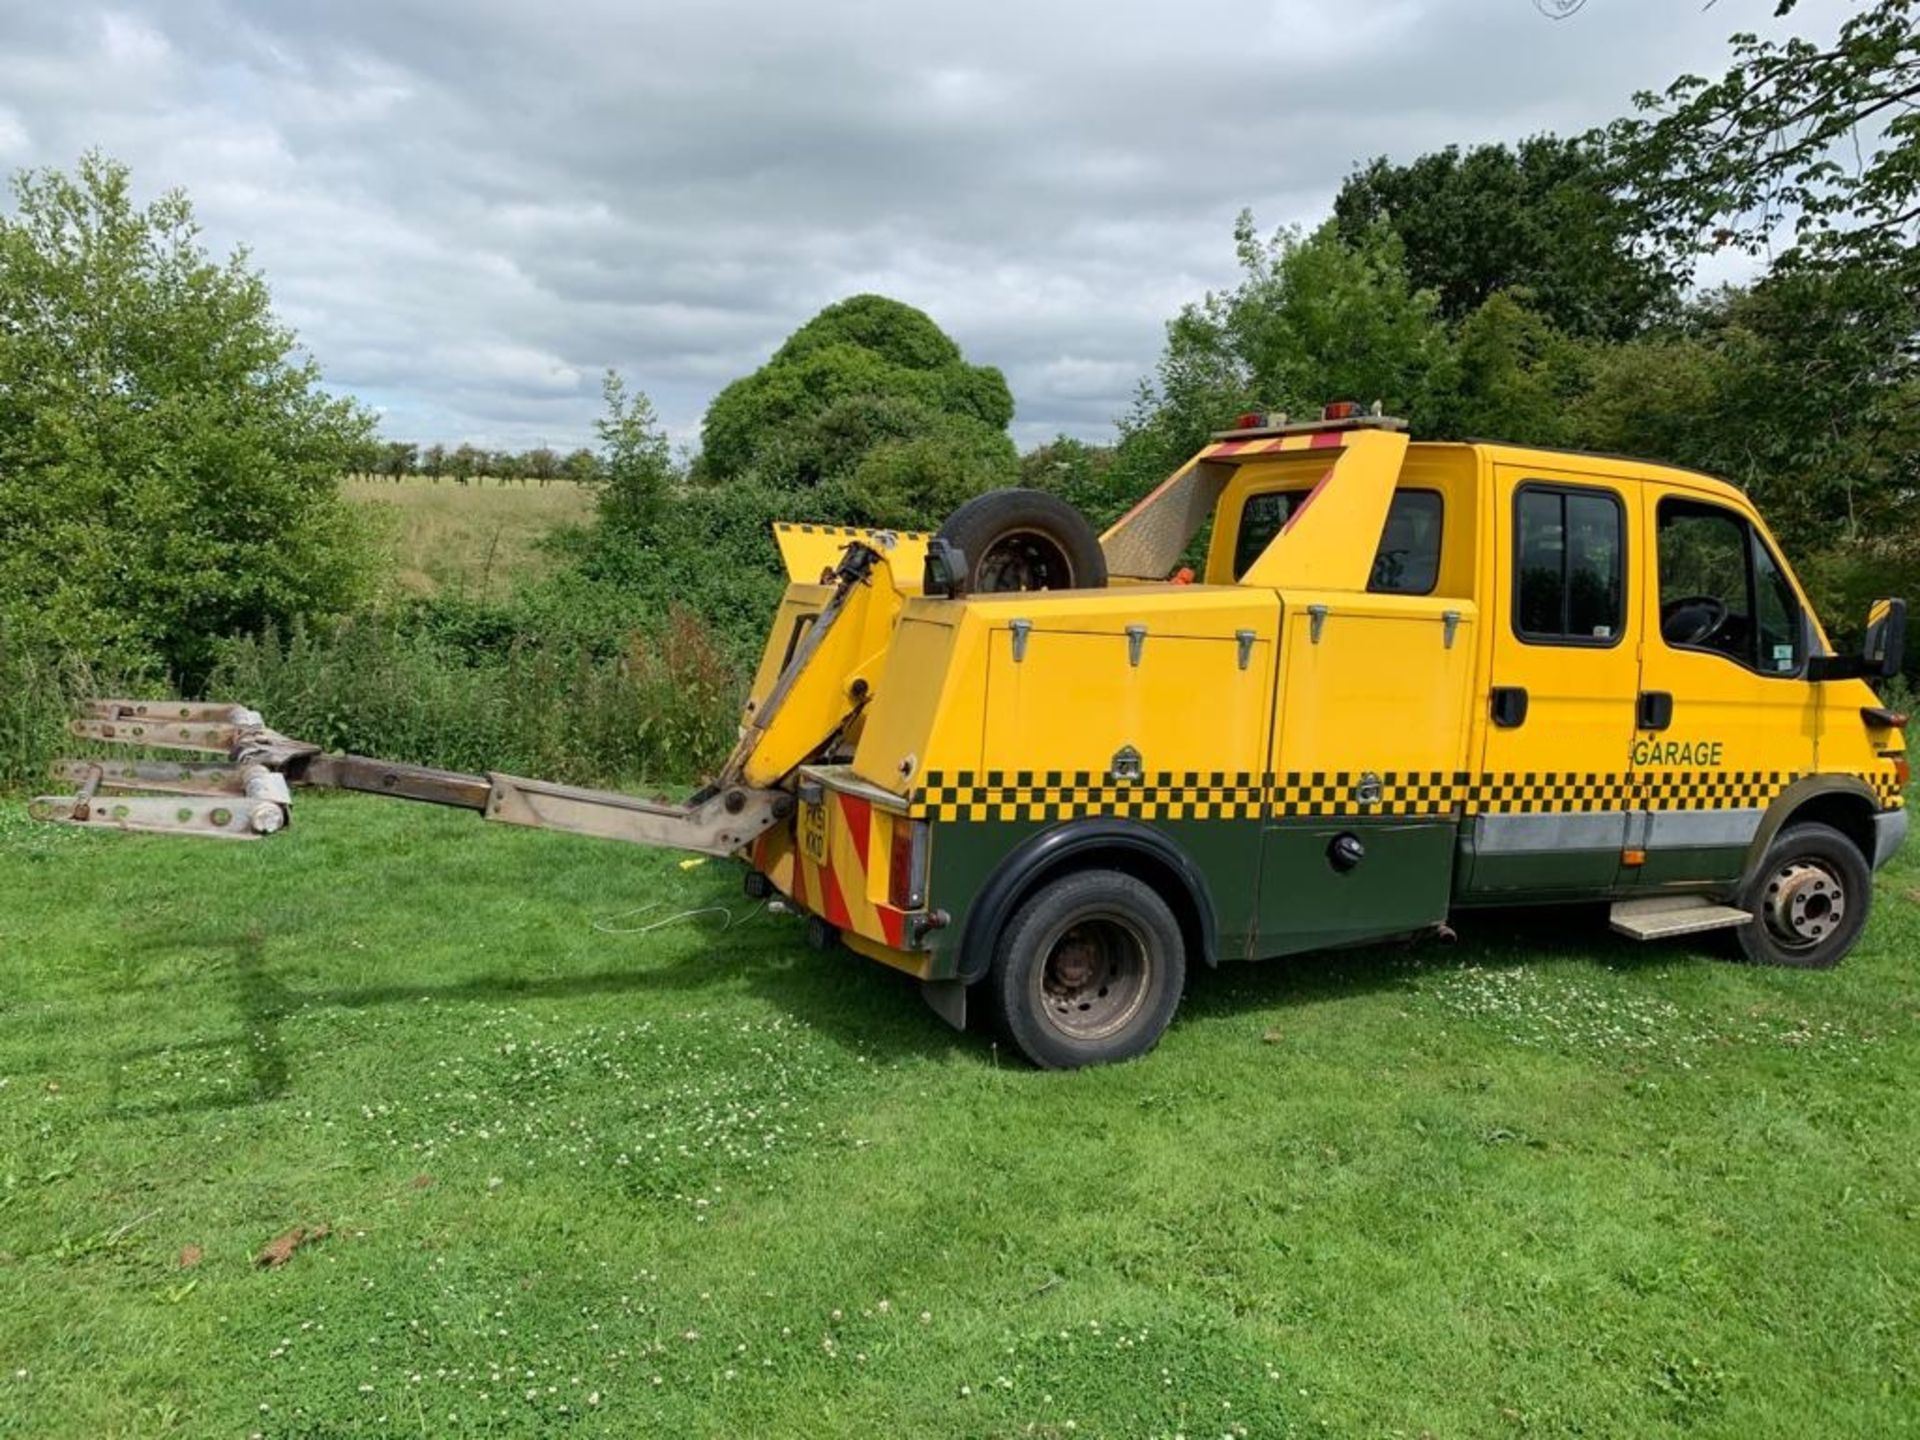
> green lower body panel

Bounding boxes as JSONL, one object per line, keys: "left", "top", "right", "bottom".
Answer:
{"left": 1253, "top": 818, "right": 1457, "bottom": 958}
{"left": 921, "top": 812, "right": 1464, "bottom": 977}
{"left": 920, "top": 816, "right": 1265, "bottom": 980}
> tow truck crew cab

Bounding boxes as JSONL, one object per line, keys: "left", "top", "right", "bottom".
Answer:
{"left": 749, "top": 409, "right": 1910, "bottom": 1068}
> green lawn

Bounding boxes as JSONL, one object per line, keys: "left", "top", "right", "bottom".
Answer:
{"left": 3, "top": 794, "right": 1916, "bottom": 1438}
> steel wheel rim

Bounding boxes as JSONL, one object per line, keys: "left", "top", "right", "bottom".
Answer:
{"left": 1761, "top": 858, "right": 1847, "bottom": 950}
{"left": 976, "top": 530, "right": 1074, "bottom": 592}
{"left": 1032, "top": 914, "right": 1152, "bottom": 1042}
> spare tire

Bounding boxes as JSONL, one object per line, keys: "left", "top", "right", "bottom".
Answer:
{"left": 934, "top": 488, "right": 1107, "bottom": 594}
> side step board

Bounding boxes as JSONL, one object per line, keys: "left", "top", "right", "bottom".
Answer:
{"left": 1609, "top": 895, "right": 1752, "bottom": 941}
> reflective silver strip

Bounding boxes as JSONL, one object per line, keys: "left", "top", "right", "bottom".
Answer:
{"left": 1643, "top": 808, "right": 1764, "bottom": 850}
{"left": 1475, "top": 812, "right": 1627, "bottom": 853}
{"left": 1873, "top": 809, "right": 1908, "bottom": 871}
{"left": 1476, "top": 808, "right": 1765, "bottom": 855}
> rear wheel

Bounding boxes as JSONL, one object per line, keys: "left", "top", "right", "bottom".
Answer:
{"left": 988, "top": 869, "right": 1186, "bottom": 1068}
{"left": 935, "top": 488, "right": 1107, "bottom": 594}
{"left": 1734, "top": 822, "right": 1871, "bottom": 970}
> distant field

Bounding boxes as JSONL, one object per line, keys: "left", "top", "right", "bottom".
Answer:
{"left": 344, "top": 476, "right": 596, "bottom": 597}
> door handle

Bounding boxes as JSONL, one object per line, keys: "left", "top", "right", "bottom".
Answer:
{"left": 1490, "top": 686, "right": 1529, "bottom": 728}
{"left": 1637, "top": 690, "right": 1674, "bottom": 731}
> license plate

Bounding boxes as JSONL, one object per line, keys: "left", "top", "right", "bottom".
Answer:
{"left": 800, "top": 801, "right": 829, "bottom": 865}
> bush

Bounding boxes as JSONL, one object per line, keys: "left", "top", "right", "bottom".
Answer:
{"left": 209, "top": 606, "right": 740, "bottom": 788}
{"left": 0, "top": 624, "right": 159, "bottom": 790}
{"left": 0, "top": 154, "right": 378, "bottom": 682}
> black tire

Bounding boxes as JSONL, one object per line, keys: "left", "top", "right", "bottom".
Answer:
{"left": 935, "top": 488, "right": 1107, "bottom": 594}
{"left": 988, "top": 869, "right": 1186, "bottom": 1068}
{"left": 1733, "top": 822, "right": 1872, "bottom": 970}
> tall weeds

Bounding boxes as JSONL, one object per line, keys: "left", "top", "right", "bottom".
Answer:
{"left": 0, "top": 626, "right": 162, "bottom": 790}
{"left": 209, "top": 604, "right": 739, "bottom": 787}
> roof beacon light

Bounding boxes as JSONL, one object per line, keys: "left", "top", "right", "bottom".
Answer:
{"left": 1235, "top": 412, "right": 1265, "bottom": 430}
{"left": 1322, "top": 401, "right": 1359, "bottom": 420}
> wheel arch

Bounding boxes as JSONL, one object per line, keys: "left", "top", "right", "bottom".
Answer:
{"left": 1741, "top": 775, "right": 1879, "bottom": 882}
{"left": 953, "top": 819, "right": 1218, "bottom": 985}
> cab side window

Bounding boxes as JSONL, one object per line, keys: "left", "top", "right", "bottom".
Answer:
{"left": 1656, "top": 497, "right": 1803, "bottom": 675}
{"left": 1514, "top": 485, "right": 1625, "bottom": 645}
{"left": 1233, "top": 488, "right": 1443, "bottom": 592}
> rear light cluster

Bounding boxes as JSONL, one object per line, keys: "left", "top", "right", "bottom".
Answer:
{"left": 888, "top": 819, "right": 929, "bottom": 910}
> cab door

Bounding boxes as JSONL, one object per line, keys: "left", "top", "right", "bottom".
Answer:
{"left": 1468, "top": 466, "right": 1642, "bottom": 896}
{"left": 1630, "top": 488, "right": 1819, "bottom": 884}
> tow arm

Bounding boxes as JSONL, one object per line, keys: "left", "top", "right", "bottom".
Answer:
{"left": 31, "top": 540, "right": 901, "bottom": 853}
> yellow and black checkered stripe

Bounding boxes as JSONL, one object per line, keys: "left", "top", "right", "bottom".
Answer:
{"left": 1870, "top": 769, "right": 1906, "bottom": 808}
{"left": 912, "top": 768, "right": 1902, "bottom": 823}
{"left": 915, "top": 770, "right": 1264, "bottom": 824}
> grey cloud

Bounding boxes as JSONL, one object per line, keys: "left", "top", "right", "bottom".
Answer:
{"left": 0, "top": 0, "right": 1826, "bottom": 452}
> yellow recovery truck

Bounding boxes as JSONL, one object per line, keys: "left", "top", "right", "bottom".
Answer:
{"left": 38, "top": 407, "right": 1910, "bottom": 1067}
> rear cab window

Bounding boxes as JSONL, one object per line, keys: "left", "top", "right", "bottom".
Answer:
{"left": 1513, "top": 483, "right": 1626, "bottom": 646}
{"left": 1232, "top": 488, "right": 1444, "bottom": 594}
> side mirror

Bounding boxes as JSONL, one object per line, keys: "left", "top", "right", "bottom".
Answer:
{"left": 1809, "top": 597, "right": 1907, "bottom": 681}
{"left": 1864, "top": 597, "right": 1907, "bottom": 678}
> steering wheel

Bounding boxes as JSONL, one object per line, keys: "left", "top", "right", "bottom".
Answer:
{"left": 1662, "top": 594, "right": 1731, "bottom": 647}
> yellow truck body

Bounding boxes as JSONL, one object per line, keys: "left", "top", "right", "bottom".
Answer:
{"left": 745, "top": 418, "right": 1907, "bottom": 1061}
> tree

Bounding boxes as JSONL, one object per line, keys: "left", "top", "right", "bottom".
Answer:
{"left": 1429, "top": 292, "right": 1591, "bottom": 447}
{"left": 1611, "top": 0, "right": 1920, "bottom": 279}
{"left": 594, "top": 370, "right": 676, "bottom": 536}
{"left": 491, "top": 449, "right": 525, "bottom": 486}
{"left": 561, "top": 447, "right": 600, "bottom": 485}
{"left": 1592, "top": 0, "right": 1920, "bottom": 587}
{"left": 448, "top": 443, "right": 483, "bottom": 486}
{"left": 1334, "top": 136, "right": 1679, "bottom": 339}
{"left": 378, "top": 440, "right": 417, "bottom": 483}
{"left": 0, "top": 153, "right": 376, "bottom": 677}
{"left": 524, "top": 446, "right": 560, "bottom": 486}
{"left": 346, "top": 436, "right": 382, "bottom": 479}
{"left": 1019, "top": 436, "right": 1129, "bottom": 530}
{"left": 696, "top": 294, "right": 1018, "bottom": 510}
{"left": 420, "top": 443, "right": 447, "bottom": 482}
{"left": 1571, "top": 269, "right": 1920, "bottom": 555}
{"left": 1113, "top": 216, "right": 1451, "bottom": 495}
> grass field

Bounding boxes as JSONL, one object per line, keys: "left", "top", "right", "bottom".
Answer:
{"left": 343, "top": 478, "right": 595, "bottom": 597}
{"left": 3, "top": 794, "right": 1917, "bottom": 1437}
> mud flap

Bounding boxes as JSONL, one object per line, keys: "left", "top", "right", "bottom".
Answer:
{"left": 921, "top": 978, "right": 967, "bottom": 1031}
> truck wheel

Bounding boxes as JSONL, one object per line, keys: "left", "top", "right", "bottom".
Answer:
{"left": 1734, "top": 822, "right": 1872, "bottom": 970}
{"left": 989, "top": 869, "right": 1185, "bottom": 1068}
{"left": 935, "top": 488, "right": 1107, "bottom": 593}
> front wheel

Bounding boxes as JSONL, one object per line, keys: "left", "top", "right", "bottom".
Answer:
{"left": 988, "top": 869, "right": 1186, "bottom": 1068}
{"left": 1734, "top": 822, "right": 1872, "bottom": 970}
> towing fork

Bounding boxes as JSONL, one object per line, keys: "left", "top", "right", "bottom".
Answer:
{"left": 30, "top": 697, "right": 790, "bottom": 852}
{"left": 29, "top": 542, "right": 888, "bottom": 852}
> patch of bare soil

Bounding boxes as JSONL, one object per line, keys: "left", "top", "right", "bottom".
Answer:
{"left": 255, "top": 1223, "right": 330, "bottom": 1268}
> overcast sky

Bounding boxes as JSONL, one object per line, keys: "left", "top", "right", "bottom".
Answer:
{"left": 0, "top": 1, "right": 1837, "bottom": 453}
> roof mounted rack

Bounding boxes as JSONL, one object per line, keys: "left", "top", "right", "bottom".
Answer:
{"left": 1210, "top": 401, "right": 1408, "bottom": 441}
